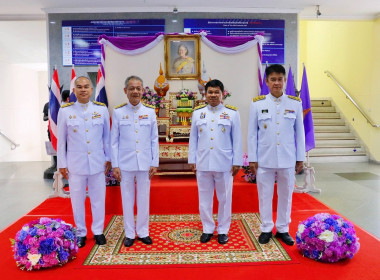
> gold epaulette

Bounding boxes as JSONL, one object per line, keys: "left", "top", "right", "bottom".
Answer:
{"left": 93, "top": 101, "right": 106, "bottom": 106}
{"left": 194, "top": 104, "right": 207, "bottom": 111}
{"left": 225, "top": 104, "right": 237, "bottom": 111}
{"left": 143, "top": 103, "right": 155, "bottom": 109}
{"left": 61, "top": 102, "right": 74, "bottom": 108}
{"left": 252, "top": 95, "right": 266, "bottom": 102}
{"left": 288, "top": 95, "right": 301, "bottom": 102}
{"left": 114, "top": 102, "right": 128, "bottom": 109}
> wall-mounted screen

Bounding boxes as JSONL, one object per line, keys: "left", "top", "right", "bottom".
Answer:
{"left": 184, "top": 19, "right": 285, "bottom": 64}
{"left": 62, "top": 19, "right": 165, "bottom": 66}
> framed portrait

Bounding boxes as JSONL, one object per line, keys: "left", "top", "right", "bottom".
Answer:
{"left": 164, "top": 35, "right": 201, "bottom": 80}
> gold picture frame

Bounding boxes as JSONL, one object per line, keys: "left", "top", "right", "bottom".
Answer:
{"left": 164, "top": 35, "right": 201, "bottom": 80}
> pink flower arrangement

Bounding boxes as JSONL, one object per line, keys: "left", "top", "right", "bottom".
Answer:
{"left": 222, "top": 90, "right": 231, "bottom": 100}
{"left": 241, "top": 153, "right": 256, "bottom": 183}
{"left": 142, "top": 86, "right": 165, "bottom": 109}
{"left": 296, "top": 213, "right": 360, "bottom": 262}
{"left": 11, "top": 217, "right": 78, "bottom": 270}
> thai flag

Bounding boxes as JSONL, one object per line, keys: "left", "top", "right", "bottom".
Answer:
{"left": 260, "top": 64, "right": 269, "bottom": 95}
{"left": 48, "top": 68, "right": 61, "bottom": 151}
{"left": 286, "top": 66, "right": 296, "bottom": 96}
{"left": 95, "top": 65, "right": 108, "bottom": 106}
{"left": 69, "top": 65, "right": 77, "bottom": 102}
{"left": 300, "top": 65, "right": 315, "bottom": 152}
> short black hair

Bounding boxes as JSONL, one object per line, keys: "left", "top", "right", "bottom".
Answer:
{"left": 265, "top": 64, "right": 286, "bottom": 77}
{"left": 62, "top": 90, "right": 70, "bottom": 101}
{"left": 205, "top": 79, "right": 224, "bottom": 92}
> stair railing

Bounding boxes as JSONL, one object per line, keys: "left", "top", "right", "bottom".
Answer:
{"left": 0, "top": 129, "right": 20, "bottom": 150}
{"left": 325, "top": 71, "right": 379, "bottom": 128}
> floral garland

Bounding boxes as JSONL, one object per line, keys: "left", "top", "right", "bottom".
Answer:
{"left": 296, "top": 213, "right": 360, "bottom": 262}
{"left": 11, "top": 217, "right": 78, "bottom": 270}
{"left": 176, "top": 89, "right": 196, "bottom": 100}
{"left": 142, "top": 86, "right": 165, "bottom": 108}
{"left": 241, "top": 153, "right": 256, "bottom": 183}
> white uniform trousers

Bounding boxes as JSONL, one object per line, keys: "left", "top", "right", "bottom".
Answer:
{"left": 68, "top": 172, "right": 106, "bottom": 237}
{"left": 120, "top": 171, "right": 151, "bottom": 239}
{"left": 196, "top": 171, "right": 233, "bottom": 234}
{"left": 256, "top": 167, "right": 294, "bottom": 233}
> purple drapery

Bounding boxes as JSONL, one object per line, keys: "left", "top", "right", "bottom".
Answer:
{"left": 98, "top": 33, "right": 164, "bottom": 50}
{"left": 205, "top": 34, "right": 262, "bottom": 48}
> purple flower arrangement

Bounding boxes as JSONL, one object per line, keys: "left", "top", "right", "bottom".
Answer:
{"left": 11, "top": 217, "right": 78, "bottom": 270}
{"left": 241, "top": 153, "right": 256, "bottom": 183}
{"left": 176, "top": 89, "right": 196, "bottom": 100}
{"left": 142, "top": 86, "right": 165, "bottom": 108}
{"left": 296, "top": 213, "right": 360, "bottom": 262}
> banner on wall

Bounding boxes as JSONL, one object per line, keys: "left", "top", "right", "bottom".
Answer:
{"left": 62, "top": 19, "right": 165, "bottom": 66}
{"left": 184, "top": 19, "right": 285, "bottom": 64}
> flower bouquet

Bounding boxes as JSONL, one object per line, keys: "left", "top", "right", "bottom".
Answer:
{"left": 176, "top": 89, "right": 196, "bottom": 100}
{"left": 222, "top": 90, "right": 231, "bottom": 100}
{"left": 241, "top": 153, "right": 256, "bottom": 183}
{"left": 296, "top": 213, "right": 360, "bottom": 262}
{"left": 142, "top": 86, "right": 165, "bottom": 109}
{"left": 11, "top": 217, "right": 79, "bottom": 270}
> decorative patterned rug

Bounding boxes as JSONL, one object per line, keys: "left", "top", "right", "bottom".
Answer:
{"left": 83, "top": 213, "right": 295, "bottom": 267}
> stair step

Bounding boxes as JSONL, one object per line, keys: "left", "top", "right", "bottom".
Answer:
{"left": 315, "top": 132, "right": 355, "bottom": 139}
{"left": 311, "top": 107, "right": 336, "bottom": 113}
{"left": 309, "top": 147, "right": 365, "bottom": 155}
{"left": 314, "top": 126, "right": 350, "bottom": 132}
{"left": 315, "top": 139, "right": 360, "bottom": 147}
{"left": 312, "top": 112, "right": 340, "bottom": 119}
{"left": 311, "top": 100, "right": 332, "bottom": 107}
{"left": 309, "top": 155, "right": 369, "bottom": 163}
{"left": 313, "top": 119, "right": 345, "bottom": 125}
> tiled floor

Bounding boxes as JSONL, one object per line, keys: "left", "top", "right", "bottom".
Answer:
{"left": 1, "top": 161, "right": 379, "bottom": 239}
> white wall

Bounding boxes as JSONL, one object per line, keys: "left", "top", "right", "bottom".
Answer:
{"left": 0, "top": 21, "right": 48, "bottom": 162}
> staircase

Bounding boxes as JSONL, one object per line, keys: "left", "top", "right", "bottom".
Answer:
{"left": 309, "top": 99, "right": 368, "bottom": 163}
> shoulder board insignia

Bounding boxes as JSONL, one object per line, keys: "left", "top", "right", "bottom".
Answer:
{"left": 143, "top": 103, "right": 155, "bottom": 109}
{"left": 288, "top": 95, "right": 301, "bottom": 102}
{"left": 252, "top": 95, "right": 266, "bottom": 102}
{"left": 61, "top": 102, "right": 74, "bottom": 108}
{"left": 114, "top": 102, "right": 128, "bottom": 109}
{"left": 194, "top": 104, "right": 207, "bottom": 111}
{"left": 93, "top": 101, "right": 106, "bottom": 106}
{"left": 225, "top": 104, "right": 237, "bottom": 111}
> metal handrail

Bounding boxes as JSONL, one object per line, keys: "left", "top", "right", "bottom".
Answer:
{"left": 0, "top": 129, "right": 20, "bottom": 150}
{"left": 325, "top": 70, "right": 379, "bottom": 128}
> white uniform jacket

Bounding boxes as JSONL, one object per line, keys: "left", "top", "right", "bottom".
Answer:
{"left": 57, "top": 101, "right": 111, "bottom": 175}
{"left": 247, "top": 94, "right": 306, "bottom": 168}
{"left": 188, "top": 104, "right": 243, "bottom": 172}
{"left": 111, "top": 102, "right": 159, "bottom": 171}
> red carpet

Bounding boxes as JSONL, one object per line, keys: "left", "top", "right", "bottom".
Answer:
{"left": 1, "top": 174, "right": 380, "bottom": 279}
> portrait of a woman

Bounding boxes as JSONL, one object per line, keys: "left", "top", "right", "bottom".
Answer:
{"left": 171, "top": 44, "right": 195, "bottom": 74}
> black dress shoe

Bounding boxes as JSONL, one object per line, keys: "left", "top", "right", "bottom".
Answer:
{"left": 258, "top": 232, "right": 272, "bottom": 244}
{"left": 138, "top": 236, "right": 153, "bottom": 245}
{"left": 275, "top": 232, "right": 295, "bottom": 246}
{"left": 124, "top": 237, "right": 135, "bottom": 247}
{"left": 77, "top": 236, "right": 87, "bottom": 248}
{"left": 218, "top": 234, "right": 229, "bottom": 244}
{"left": 94, "top": 234, "right": 106, "bottom": 245}
{"left": 200, "top": 233, "right": 213, "bottom": 243}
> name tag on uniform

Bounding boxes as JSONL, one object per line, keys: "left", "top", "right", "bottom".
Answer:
{"left": 262, "top": 109, "right": 268, "bottom": 113}
{"left": 285, "top": 109, "right": 295, "bottom": 114}
{"left": 220, "top": 112, "right": 230, "bottom": 119}
{"left": 139, "top": 115, "right": 148, "bottom": 120}
{"left": 92, "top": 112, "right": 101, "bottom": 119}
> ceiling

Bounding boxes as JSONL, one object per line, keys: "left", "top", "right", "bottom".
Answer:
{"left": 0, "top": 0, "right": 379, "bottom": 20}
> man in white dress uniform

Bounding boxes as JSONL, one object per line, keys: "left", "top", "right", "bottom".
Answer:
{"left": 111, "top": 76, "right": 159, "bottom": 247}
{"left": 57, "top": 76, "right": 111, "bottom": 248}
{"left": 247, "top": 64, "right": 305, "bottom": 246}
{"left": 189, "top": 79, "right": 243, "bottom": 245}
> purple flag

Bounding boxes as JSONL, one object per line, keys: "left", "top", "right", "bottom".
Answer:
{"left": 300, "top": 65, "right": 315, "bottom": 152}
{"left": 260, "top": 65, "right": 270, "bottom": 95}
{"left": 286, "top": 67, "right": 296, "bottom": 96}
